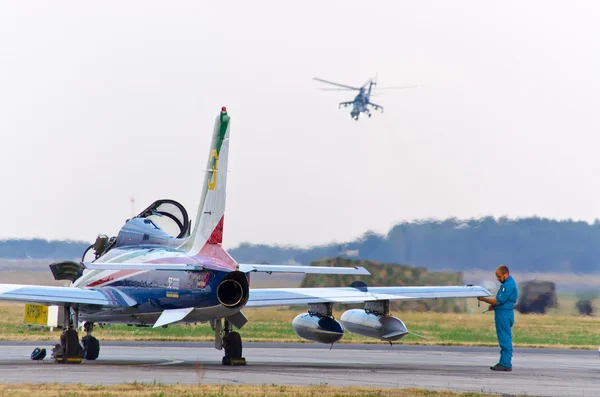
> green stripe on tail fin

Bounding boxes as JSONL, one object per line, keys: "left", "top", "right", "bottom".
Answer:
{"left": 179, "top": 107, "right": 231, "bottom": 255}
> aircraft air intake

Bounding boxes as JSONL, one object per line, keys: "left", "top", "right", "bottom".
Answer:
{"left": 217, "top": 271, "right": 249, "bottom": 308}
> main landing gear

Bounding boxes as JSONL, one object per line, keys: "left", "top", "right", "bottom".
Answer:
{"left": 51, "top": 306, "right": 100, "bottom": 364}
{"left": 82, "top": 322, "right": 100, "bottom": 360}
{"left": 213, "top": 318, "right": 245, "bottom": 366}
{"left": 52, "top": 306, "right": 83, "bottom": 364}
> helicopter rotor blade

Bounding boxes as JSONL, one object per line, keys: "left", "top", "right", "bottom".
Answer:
{"left": 313, "top": 77, "right": 360, "bottom": 91}
{"left": 375, "top": 85, "right": 418, "bottom": 90}
{"left": 319, "top": 88, "right": 357, "bottom": 91}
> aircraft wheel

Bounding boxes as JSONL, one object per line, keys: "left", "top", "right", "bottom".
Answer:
{"left": 82, "top": 335, "right": 100, "bottom": 360}
{"left": 224, "top": 331, "right": 242, "bottom": 358}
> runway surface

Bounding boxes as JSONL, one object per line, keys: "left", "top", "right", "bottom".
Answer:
{"left": 0, "top": 341, "right": 598, "bottom": 396}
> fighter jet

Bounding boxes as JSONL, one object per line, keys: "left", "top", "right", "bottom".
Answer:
{"left": 0, "top": 107, "right": 491, "bottom": 365}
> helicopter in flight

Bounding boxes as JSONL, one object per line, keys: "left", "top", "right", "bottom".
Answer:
{"left": 313, "top": 76, "right": 416, "bottom": 120}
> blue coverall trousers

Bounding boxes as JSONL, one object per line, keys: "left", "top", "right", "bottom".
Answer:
{"left": 494, "top": 309, "right": 514, "bottom": 368}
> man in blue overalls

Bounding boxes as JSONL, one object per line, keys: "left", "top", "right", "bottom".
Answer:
{"left": 478, "top": 265, "right": 518, "bottom": 371}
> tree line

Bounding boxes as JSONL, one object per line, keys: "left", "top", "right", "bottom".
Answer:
{"left": 0, "top": 239, "right": 90, "bottom": 260}
{"left": 4, "top": 217, "right": 600, "bottom": 273}
{"left": 229, "top": 217, "right": 600, "bottom": 273}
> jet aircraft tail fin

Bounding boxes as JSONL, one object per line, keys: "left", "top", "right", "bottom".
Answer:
{"left": 179, "top": 107, "right": 232, "bottom": 262}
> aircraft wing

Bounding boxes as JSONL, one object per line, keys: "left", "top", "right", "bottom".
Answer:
{"left": 246, "top": 285, "right": 491, "bottom": 307}
{"left": 339, "top": 101, "right": 353, "bottom": 108}
{"left": 82, "top": 262, "right": 368, "bottom": 275}
{"left": 0, "top": 284, "right": 136, "bottom": 308}
{"left": 368, "top": 102, "right": 383, "bottom": 111}
{"left": 238, "top": 264, "right": 369, "bottom": 275}
{"left": 82, "top": 262, "right": 204, "bottom": 271}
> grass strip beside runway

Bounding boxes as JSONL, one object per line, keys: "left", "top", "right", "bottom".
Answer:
{"left": 1, "top": 304, "right": 599, "bottom": 349}
{"left": 0, "top": 383, "right": 506, "bottom": 396}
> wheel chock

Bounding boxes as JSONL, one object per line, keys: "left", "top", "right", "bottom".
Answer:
{"left": 54, "top": 355, "right": 83, "bottom": 364}
{"left": 222, "top": 357, "right": 246, "bottom": 366}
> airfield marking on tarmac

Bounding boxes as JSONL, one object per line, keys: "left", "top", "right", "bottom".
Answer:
{"left": 0, "top": 342, "right": 598, "bottom": 396}
{"left": 152, "top": 359, "right": 185, "bottom": 366}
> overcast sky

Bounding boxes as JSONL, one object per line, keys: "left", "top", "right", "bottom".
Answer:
{"left": 1, "top": 1, "right": 599, "bottom": 248}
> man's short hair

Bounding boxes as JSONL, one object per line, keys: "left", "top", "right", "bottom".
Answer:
{"left": 497, "top": 265, "right": 510, "bottom": 275}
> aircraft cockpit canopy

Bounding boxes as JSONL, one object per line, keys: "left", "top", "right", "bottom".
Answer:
{"left": 115, "top": 199, "right": 191, "bottom": 247}
{"left": 134, "top": 199, "right": 190, "bottom": 239}
{"left": 84, "top": 199, "right": 192, "bottom": 260}
{"left": 93, "top": 199, "right": 192, "bottom": 253}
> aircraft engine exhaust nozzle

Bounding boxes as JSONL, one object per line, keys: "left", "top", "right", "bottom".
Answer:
{"left": 340, "top": 309, "right": 408, "bottom": 342}
{"left": 217, "top": 280, "right": 244, "bottom": 306}
{"left": 291, "top": 313, "right": 344, "bottom": 344}
{"left": 217, "top": 271, "right": 249, "bottom": 308}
